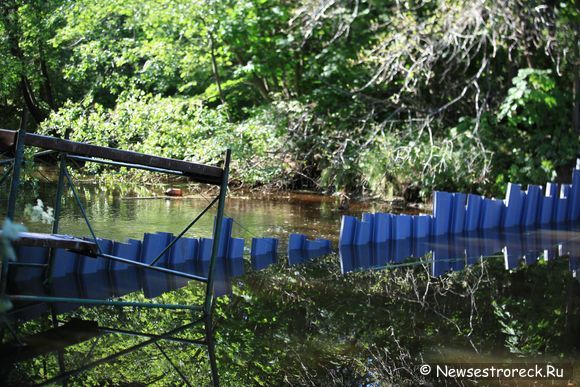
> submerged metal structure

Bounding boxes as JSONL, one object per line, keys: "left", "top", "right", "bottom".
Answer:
{"left": 0, "top": 126, "right": 230, "bottom": 385}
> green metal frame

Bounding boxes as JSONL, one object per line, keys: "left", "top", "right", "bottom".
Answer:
{"left": 0, "top": 128, "right": 231, "bottom": 386}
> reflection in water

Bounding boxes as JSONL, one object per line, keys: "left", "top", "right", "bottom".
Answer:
{"left": 339, "top": 222, "right": 580, "bottom": 277}
{"left": 1, "top": 184, "right": 579, "bottom": 385}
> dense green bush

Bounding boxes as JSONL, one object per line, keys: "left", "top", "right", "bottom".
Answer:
{"left": 40, "top": 92, "right": 286, "bottom": 186}
{"left": 3, "top": 0, "right": 578, "bottom": 200}
{"left": 484, "top": 69, "right": 578, "bottom": 195}
{"left": 358, "top": 124, "right": 493, "bottom": 200}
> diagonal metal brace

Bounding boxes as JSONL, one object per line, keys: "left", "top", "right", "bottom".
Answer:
{"left": 148, "top": 195, "right": 219, "bottom": 267}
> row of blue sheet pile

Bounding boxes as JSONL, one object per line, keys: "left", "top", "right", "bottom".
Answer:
{"left": 340, "top": 165, "right": 580, "bottom": 246}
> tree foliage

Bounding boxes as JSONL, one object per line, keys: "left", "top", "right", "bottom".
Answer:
{"left": 1, "top": 0, "right": 578, "bottom": 197}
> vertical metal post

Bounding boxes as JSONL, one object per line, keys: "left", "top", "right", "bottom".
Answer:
{"left": 45, "top": 154, "right": 67, "bottom": 282}
{"left": 6, "top": 125, "right": 27, "bottom": 220}
{"left": 204, "top": 149, "right": 230, "bottom": 387}
{"left": 52, "top": 154, "right": 66, "bottom": 235}
{"left": 2, "top": 120, "right": 27, "bottom": 297}
{"left": 204, "top": 149, "right": 231, "bottom": 313}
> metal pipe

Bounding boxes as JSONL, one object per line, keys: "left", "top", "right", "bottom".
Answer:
{"left": 66, "top": 155, "right": 187, "bottom": 177}
{"left": 99, "top": 326, "right": 206, "bottom": 346}
{"left": 33, "top": 149, "right": 59, "bottom": 158}
{"left": 47, "top": 154, "right": 67, "bottom": 282}
{"left": 6, "top": 124, "right": 26, "bottom": 220}
{"left": 38, "top": 321, "right": 200, "bottom": 386}
{"left": 204, "top": 148, "right": 230, "bottom": 387}
{"left": 63, "top": 167, "right": 101, "bottom": 254}
{"left": 205, "top": 149, "right": 231, "bottom": 314}
{"left": 96, "top": 253, "right": 207, "bottom": 282}
{"left": 156, "top": 342, "right": 193, "bottom": 387}
{"left": 7, "top": 262, "right": 48, "bottom": 268}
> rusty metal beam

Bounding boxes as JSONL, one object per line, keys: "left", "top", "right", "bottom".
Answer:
{"left": 0, "top": 129, "right": 223, "bottom": 185}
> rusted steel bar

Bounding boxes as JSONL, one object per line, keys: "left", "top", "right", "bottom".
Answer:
{"left": 0, "top": 129, "right": 223, "bottom": 185}
{"left": 1, "top": 231, "right": 99, "bottom": 254}
{"left": 67, "top": 155, "right": 187, "bottom": 177}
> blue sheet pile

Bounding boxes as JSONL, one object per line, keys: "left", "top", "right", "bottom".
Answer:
{"left": 8, "top": 218, "right": 252, "bottom": 320}
{"left": 340, "top": 166, "right": 580, "bottom": 246}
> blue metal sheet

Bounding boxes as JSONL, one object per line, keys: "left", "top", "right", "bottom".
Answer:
{"left": 502, "top": 230, "right": 525, "bottom": 269}
{"left": 228, "top": 257, "right": 245, "bottom": 277}
{"left": 431, "top": 236, "right": 451, "bottom": 276}
{"left": 52, "top": 249, "right": 79, "bottom": 278}
{"left": 51, "top": 274, "right": 82, "bottom": 314}
{"left": 338, "top": 245, "right": 356, "bottom": 274}
{"left": 94, "top": 239, "right": 113, "bottom": 271}
{"left": 465, "top": 194, "right": 483, "bottom": 231}
{"left": 412, "top": 237, "right": 430, "bottom": 259}
{"left": 110, "top": 267, "right": 140, "bottom": 297}
{"left": 13, "top": 246, "right": 48, "bottom": 282}
{"left": 208, "top": 258, "right": 231, "bottom": 298}
{"left": 392, "top": 214, "right": 412, "bottom": 240}
{"left": 353, "top": 219, "right": 371, "bottom": 245}
{"left": 544, "top": 183, "right": 559, "bottom": 223}
{"left": 554, "top": 185, "right": 570, "bottom": 223}
{"left": 111, "top": 239, "right": 142, "bottom": 271}
{"left": 413, "top": 215, "right": 432, "bottom": 239}
{"left": 448, "top": 236, "right": 466, "bottom": 271}
{"left": 354, "top": 244, "right": 372, "bottom": 270}
{"left": 538, "top": 195, "right": 554, "bottom": 225}
{"left": 169, "top": 237, "right": 197, "bottom": 267}
{"left": 479, "top": 229, "right": 504, "bottom": 257}
{"left": 433, "top": 191, "right": 453, "bottom": 235}
{"left": 142, "top": 270, "right": 172, "bottom": 299}
{"left": 480, "top": 198, "right": 504, "bottom": 230}
{"left": 570, "top": 168, "right": 580, "bottom": 221}
{"left": 228, "top": 238, "right": 244, "bottom": 260}
{"left": 315, "top": 238, "right": 332, "bottom": 251}
{"left": 80, "top": 271, "right": 113, "bottom": 300}
{"left": 251, "top": 252, "right": 277, "bottom": 270}
{"left": 198, "top": 238, "right": 214, "bottom": 261}
{"left": 372, "top": 213, "right": 392, "bottom": 243}
{"left": 450, "top": 193, "right": 467, "bottom": 234}
{"left": 464, "top": 231, "right": 484, "bottom": 265}
{"left": 141, "top": 232, "right": 173, "bottom": 265}
{"left": 502, "top": 183, "right": 525, "bottom": 228}
{"left": 251, "top": 237, "right": 278, "bottom": 257}
{"left": 371, "top": 242, "right": 390, "bottom": 267}
{"left": 216, "top": 217, "right": 233, "bottom": 257}
{"left": 288, "top": 234, "right": 306, "bottom": 250}
{"left": 522, "top": 185, "right": 541, "bottom": 227}
{"left": 339, "top": 216, "right": 357, "bottom": 245}
{"left": 78, "top": 238, "right": 113, "bottom": 274}
{"left": 391, "top": 237, "right": 413, "bottom": 263}
{"left": 562, "top": 184, "right": 572, "bottom": 221}
{"left": 555, "top": 198, "right": 568, "bottom": 223}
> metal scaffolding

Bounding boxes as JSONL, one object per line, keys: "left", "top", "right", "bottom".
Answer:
{"left": 0, "top": 126, "right": 230, "bottom": 385}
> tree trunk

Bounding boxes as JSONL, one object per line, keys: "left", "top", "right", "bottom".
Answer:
{"left": 208, "top": 32, "right": 226, "bottom": 107}
{"left": 40, "top": 58, "right": 56, "bottom": 110}
{"left": 20, "top": 76, "right": 46, "bottom": 124}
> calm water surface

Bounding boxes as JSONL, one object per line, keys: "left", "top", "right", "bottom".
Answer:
{"left": 1, "top": 182, "right": 579, "bottom": 386}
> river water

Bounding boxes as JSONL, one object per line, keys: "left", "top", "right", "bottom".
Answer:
{"left": 1, "top": 181, "right": 579, "bottom": 385}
